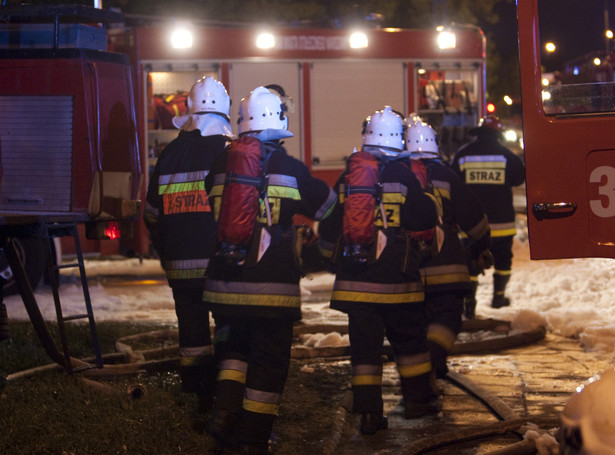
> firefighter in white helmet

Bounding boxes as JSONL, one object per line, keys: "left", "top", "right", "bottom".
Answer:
{"left": 405, "top": 116, "right": 491, "bottom": 379}
{"left": 144, "top": 76, "right": 232, "bottom": 413}
{"left": 319, "top": 106, "right": 440, "bottom": 434}
{"left": 203, "top": 85, "right": 336, "bottom": 454}
{"left": 451, "top": 114, "right": 525, "bottom": 314}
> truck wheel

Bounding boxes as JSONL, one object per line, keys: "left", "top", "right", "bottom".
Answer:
{"left": 1, "top": 238, "right": 48, "bottom": 297}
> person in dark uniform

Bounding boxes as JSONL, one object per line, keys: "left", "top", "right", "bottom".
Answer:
{"left": 405, "top": 116, "right": 491, "bottom": 378}
{"left": 144, "top": 76, "right": 232, "bottom": 411}
{"left": 203, "top": 86, "right": 336, "bottom": 455}
{"left": 318, "top": 107, "right": 440, "bottom": 435}
{"left": 451, "top": 114, "right": 525, "bottom": 313}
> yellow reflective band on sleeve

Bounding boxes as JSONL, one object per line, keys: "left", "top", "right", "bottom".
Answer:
{"left": 332, "top": 290, "right": 424, "bottom": 304}
{"left": 397, "top": 361, "right": 432, "bottom": 379}
{"left": 243, "top": 398, "right": 280, "bottom": 415}
{"left": 352, "top": 375, "right": 382, "bottom": 386}
{"left": 218, "top": 369, "right": 247, "bottom": 384}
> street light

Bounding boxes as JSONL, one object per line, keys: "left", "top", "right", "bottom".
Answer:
{"left": 545, "top": 42, "right": 556, "bottom": 53}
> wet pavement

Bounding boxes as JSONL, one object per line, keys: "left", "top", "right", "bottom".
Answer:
{"left": 325, "top": 331, "right": 613, "bottom": 454}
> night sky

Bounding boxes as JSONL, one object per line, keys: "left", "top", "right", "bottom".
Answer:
{"left": 537, "top": 0, "right": 614, "bottom": 72}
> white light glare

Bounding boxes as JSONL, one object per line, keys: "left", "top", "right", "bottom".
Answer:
{"left": 594, "top": 57, "right": 602, "bottom": 66}
{"left": 437, "top": 30, "right": 456, "bottom": 50}
{"left": 503, "top": 95, "right": 513, "bottom": 105}
{"left": 170, "top": 26, "right": 193, "bottom": 49}
{"left": 349, "top": 31, "right": 368, "bottom": 49}
{"left": 504, "top": 129, "right": 517, "bottom": 142}
{"left": 256, "top": 33, "right": 276, "bottom": 49}
{"left": 542, "top": 91, "right": 552, "bottom": 102}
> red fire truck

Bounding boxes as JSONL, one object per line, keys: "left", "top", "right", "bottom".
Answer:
{"left": 517, "top": 0, "right": 615, "bottom": 259}
{"left": 0, "top": 5, "right": 487, "bottom": 263}
{"left": 108, "top": 19, "right": 487, "bottom": 256}
{"left": 0, "top": 5, "right": 141, "bottom": 291}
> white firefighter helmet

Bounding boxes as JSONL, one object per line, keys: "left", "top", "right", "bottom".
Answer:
{"left": 362, "top": 106, "right": 404, "bottom": 155}
{"left": 237, "top": 85, "right": 293, "bottom": 140}
{"left": 186, "top": 76, "right": 230, "bottom": 116}
{"left": 559, "top": 368, "right": 615, "bottom": 455}
{"left": 405, "top": 117, "right": 439, "bottom": 157}
{"left": 172, "top": 77, "right": 232, "bottom": 137}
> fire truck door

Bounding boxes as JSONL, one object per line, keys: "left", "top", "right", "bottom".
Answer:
{"left": 518, "top": 0, "right": 615, "bottom": 259}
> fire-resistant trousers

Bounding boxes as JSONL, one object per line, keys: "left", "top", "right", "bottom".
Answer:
{"left": 347, "top": 302, "right": 431, "bottom": 413}
{"left": 424, "top": 291, "right": 465, "bottom": 378}
{"left": 172, "top": 287, "right": 215, "bottom": 399}
{"left": 211, "top": 314, "right": 294, "bottom": 448}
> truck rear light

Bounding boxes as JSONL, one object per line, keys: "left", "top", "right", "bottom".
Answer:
{"left": 104, "top": 222, "right": 121, "bottom": 240}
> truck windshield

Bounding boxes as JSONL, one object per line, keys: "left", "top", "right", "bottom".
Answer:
{"left": 539, "top": 0, "right": 615, "bottom": 116}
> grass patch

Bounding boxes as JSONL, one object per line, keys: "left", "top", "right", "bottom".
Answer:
{"left": 0, "top": 320, "right": 349, "bottom": 454}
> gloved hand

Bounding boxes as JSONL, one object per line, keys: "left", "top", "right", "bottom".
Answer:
{"left": 474, "top": 249, "right": 494, "bottom": 274}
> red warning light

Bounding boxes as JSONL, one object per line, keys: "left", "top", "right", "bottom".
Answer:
{"left": 486, "top": 102, "right": 496, "bottom": 113}
{"left": 104, "top": 221, "right": 121, "bottom": 240}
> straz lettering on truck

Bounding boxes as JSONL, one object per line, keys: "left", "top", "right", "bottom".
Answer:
{"left": 459, "top": 155, "right": 507, "bottom": 185}
{"left": 159, "top": 171, "right": 211, "bottom": 215}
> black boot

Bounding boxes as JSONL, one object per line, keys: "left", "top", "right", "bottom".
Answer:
{"left": 401, "top": 372, "right": 442, "bottom": 419}
{"left": 491, "top": 273, "right": 511, "bottom": 309}
{"left": 206, "top": 409, "right": 240, "bottom": 449}
{"left": 359, "top": 412, "right": 388, "bottom": 435}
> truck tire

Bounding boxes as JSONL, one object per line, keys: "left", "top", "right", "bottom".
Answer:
{"left": 1, "top": 238, "right": 48, "bottom": 297}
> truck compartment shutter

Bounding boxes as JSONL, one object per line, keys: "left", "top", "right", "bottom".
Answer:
{"left": 0, "top": 95, "right": 73, "bottom": 212}
{"left": 310, "top": 61, "right": 404, "bottom": 169}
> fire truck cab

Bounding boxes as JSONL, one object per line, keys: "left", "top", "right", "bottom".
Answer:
{"left": 109, "top": 21, "right": 486, "bottom": 256}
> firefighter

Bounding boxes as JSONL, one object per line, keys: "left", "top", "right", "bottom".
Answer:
{"left": 451, "top": 115, "right": 525, "bottom": 314}
{"left": 405, "top": 117, "right": 492, "bottom": 378}
{"left": 144, "top": 76, "right": 232, "bottom": 411}
{"left": 203, "top": 85, "right": 336, "bottom": 454}
{"left": 318, "top": 107, "right": 440, "bottom": 435}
